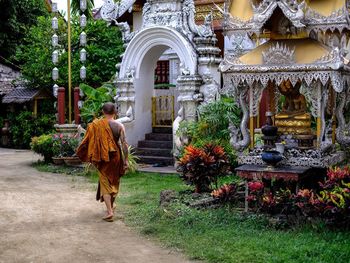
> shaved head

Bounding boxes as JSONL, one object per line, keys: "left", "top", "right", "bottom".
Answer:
{"left": 102, "top": 102, "right": 116, "bottom": 115}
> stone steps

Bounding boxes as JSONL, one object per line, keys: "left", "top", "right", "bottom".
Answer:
{"left": 135, "top": 147, "right": 173, "bottom": 157}
{"left": 136, "top": 128, "right": 174, "bottom": 166}
{"left": 138, "top": 140, "right": 173, "bottom": 149}
{"left": 137, "top": 155, "right": 174, "bottom": 166}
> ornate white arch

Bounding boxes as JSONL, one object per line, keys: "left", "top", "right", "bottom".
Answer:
{"left": 119, "top": 26, "right": 198, "bottom": 78}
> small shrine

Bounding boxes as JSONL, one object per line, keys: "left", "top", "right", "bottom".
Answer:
{"left": 220, "top": 0, "right": 350, "bottom": 169}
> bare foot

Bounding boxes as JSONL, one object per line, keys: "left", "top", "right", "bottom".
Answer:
{"left": 103, "top": 212, "right": 114, "bottom": 222}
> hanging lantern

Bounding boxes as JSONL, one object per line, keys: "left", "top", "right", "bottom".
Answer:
{"left": 80, "top": 66, "right": 86, "bottom": 80}
{"left": 80, "top": 0, "right": 87, "bottom": 12}
{"left": 52, "top": 17, "right": 58, "bottom": 30}
{"left": 52, "top": 84, "right": 59, "bottom": 98}
{"left": 80, "top": 14, "right": 87, "bottom": 28}
{"left": 52, "top": 34, "right": 58, "bottom": 47}
{"left": 52, "top": 2, "right": 58, "bottom": 13}
{"left": 80, "top": 32, "right": 87, "bottom": 46}
{"left": 80, "top": 49, "right": 87, "bottom": 63}
{"left": 52, "top": 67, "right": 59, "bottom": 81}
{"left": 78, "top": 100, "right": 84, "bottom": 109}
{"left": 79, "top": 88, "right": 85, "bottom": 97}
{"left": 52, "top": 50, "right": 59, "bottom": 64}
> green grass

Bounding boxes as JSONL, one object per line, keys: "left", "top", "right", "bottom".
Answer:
{"left": 34, "top": 163, "right": 350, "bottom": 263}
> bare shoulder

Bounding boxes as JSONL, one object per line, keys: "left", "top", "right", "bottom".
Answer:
{"left": 109, "top": 119, "right": 125, "bottom": 131}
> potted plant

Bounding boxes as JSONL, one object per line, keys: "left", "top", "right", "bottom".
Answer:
{"left": 52, "top": 133, "right": 81, "bottom": 166}
{"left": 177, "top": 144, "right": 230, "bottom": 193}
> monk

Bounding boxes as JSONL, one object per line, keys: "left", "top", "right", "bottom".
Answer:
{"left": 76, "top": 102, "right": 128, "bottom": 222}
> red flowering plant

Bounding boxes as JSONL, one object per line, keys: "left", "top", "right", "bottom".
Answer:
{"left": 211, "top": 183, "right": 238, "bottom": 204}
{"left": 52, "top": 133, "right": 80, "bottom": 157}
{"left": 177, "top": 144, "right": 230, "bottom": 193}
{"left": 246, "top": 181, "right": 264, "bottom": 210}
{"left": 292, "top": 166, "right": 350, "bottom": 227}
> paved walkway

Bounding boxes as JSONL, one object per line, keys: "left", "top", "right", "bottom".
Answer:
{"left": 0, "top": 148, "right": 196, "bottom": 263}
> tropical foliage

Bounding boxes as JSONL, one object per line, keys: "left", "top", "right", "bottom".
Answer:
{"left": 79, "top": 83, "right": 116, "bottom": 123}
{"left": 177, "top": 144, "right": 230, "bottom": 193}
{"left": 177, "top": 96, "right": 241, "bottom": 169}
{"left": 0, "top": 0, "right": 47, "bottom": 63}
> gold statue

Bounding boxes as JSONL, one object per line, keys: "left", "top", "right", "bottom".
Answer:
{"left": 275, "top": 80, "right": 312, "bottom": 135}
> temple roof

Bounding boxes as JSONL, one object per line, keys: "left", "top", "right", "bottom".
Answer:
{"left": 227, "top": 0, "right": 349, "bottom": 33}
{"left": 219, "top": 37, "right": 350, "bottom": 92}
{"left": 229, "top": 0, "right": 346, "bottom": 19}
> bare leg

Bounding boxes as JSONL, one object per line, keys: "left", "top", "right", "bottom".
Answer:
{"left": 111, "top": 196, "right": 116, "bottom": 211}
{"left": 103, "top": 194, "right": 113, "bottom": 219}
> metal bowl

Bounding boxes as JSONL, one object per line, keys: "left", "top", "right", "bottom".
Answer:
{"left": 261, "top": 150, "right": 283, "bottom": 166}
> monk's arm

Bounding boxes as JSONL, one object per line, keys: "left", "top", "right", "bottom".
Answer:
{"left": 120, "top": 125, "right": 128, "bottom": 164}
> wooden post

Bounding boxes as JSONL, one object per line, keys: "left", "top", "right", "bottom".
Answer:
{"left": 57, "top": 87, "right": 65, "bottom": 124}
{"left": 67, "top": 0, "right": 72, "bottom": 124}
{"left": 33, "top": 99, "right": 38, "bottom": 117}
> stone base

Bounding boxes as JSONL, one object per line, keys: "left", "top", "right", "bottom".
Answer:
{"left": 54, "top": 124, "right": 79, "bottom": 136}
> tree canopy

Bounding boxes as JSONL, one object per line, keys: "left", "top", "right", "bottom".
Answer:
{"left": 0, "top": 0, "right": 47, "bottom": 63}
{"left": 15, "top": 15, "right": 124, "bottom": 89}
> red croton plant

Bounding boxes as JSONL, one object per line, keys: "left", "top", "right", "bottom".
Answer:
{"left": 177, "top": 144, "right": 230, "bottom": 193}
{"left": 245, "top": 166, "right": 350, "bottom": 227}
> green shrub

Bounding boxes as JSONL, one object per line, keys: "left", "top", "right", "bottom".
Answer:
{"left": 7, "top": 111, "right": 55, "bottom": 149}
{"left": 176, "top": 97, "right": 241, "bottom": 170}
{"left": 31, "top": 134, "right": 56, "bottom": 163}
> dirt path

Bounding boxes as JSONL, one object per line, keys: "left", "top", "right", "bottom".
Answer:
{"left": 0, "top": 149, "right": 196, "bottom": 263}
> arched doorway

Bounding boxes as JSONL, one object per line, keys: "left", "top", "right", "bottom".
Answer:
{"left": 116, "top": 26, "right": 199, "bottom": 146}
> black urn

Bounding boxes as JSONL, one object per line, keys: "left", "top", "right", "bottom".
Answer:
{"left": 261, "top": 111, "right": 278, "bottom": 137}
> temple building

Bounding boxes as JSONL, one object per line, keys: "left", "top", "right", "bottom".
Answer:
{"left": 220, "top": 0, "right": 350, "bottom": 167}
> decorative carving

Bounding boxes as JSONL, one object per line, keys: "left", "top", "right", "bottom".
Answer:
{"left": 199, "top": 73, "right": 219, "bottom": 105}
{"left": 305, "top": 6, "right": 350, "bottom": 33}
{"left": 195, "top": 3, "right": 224, "bottom": 21}
{"left": 262, "top": 43, "right": 295, "bottom": 65}
{"left": 336, "top": 88, "right": 350, "bottom": 148}
{"left": 100, "top": 0, "right": 136, "bottom": 22}
{"left": 116, "top": 105, "right": 134, "bottom": 123}
{"left": 183, "top": 0, "right": 214, "bottom": 37}
{"left": 238, "top": 147, "right": 346, "bottom": 168}
{"left": 173, "top": 106, "right": 185, "bottom": 155}
{"left": 113, "top": 21, "right": 135, "bottom": 44}
{"left": 228, "top": 85, "right": 250, "bottom": 152}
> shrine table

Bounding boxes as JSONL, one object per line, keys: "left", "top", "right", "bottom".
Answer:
{"left": 235, "top": 164, "right": 312, "bottom": 212}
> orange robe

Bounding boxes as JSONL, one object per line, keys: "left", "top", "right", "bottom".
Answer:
{"left": 76, "top": 118, "right": 124, "bottom": 200}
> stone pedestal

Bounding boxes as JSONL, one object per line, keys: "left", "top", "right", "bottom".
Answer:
{"left": 115, "top": 78, "right": 135, "bottom": 119}
{"left": 54, "top": 124, "right": 79, "bottom": 136}
{"left": 176, "top": 74, "right": 202, "bottom": 121}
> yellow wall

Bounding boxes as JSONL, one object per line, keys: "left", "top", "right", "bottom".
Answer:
{"left": 229, "top": 0, "right": 254, "bottom": 21}
{"left": 308, "top": 0, "right": 345, "bottom": 16}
